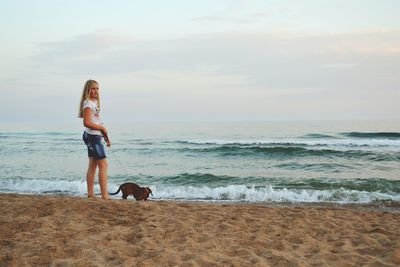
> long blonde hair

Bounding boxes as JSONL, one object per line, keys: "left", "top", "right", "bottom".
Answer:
{"left": 78, "top": 79, "right": 100, "bottom": 118}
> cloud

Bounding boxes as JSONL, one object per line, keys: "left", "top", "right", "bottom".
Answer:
{"left": 320, "top": 63, "right": 357, "bottom": 68}
{"left": 29, "top": 30, "right": 400, "bottom": 95}
{"left": 19, "top": 29, "right": 399, "bottom": 121}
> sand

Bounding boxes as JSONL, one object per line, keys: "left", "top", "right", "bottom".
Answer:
{"left": 1, "top": 194, "right": 400, "bottom": 267}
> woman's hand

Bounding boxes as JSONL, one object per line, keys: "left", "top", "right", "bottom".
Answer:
{"left": 106, "top": 139, "right": 111, "bottom": 148}
{"left": 101, "top": 126, "right": 111, "bottom": 147}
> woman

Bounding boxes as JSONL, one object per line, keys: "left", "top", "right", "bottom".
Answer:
{"left": 78, "top": 79, "right": 111, "bottom": 199}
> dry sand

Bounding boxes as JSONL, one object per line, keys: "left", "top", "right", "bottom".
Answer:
{"left": 1, "top": 194, "right": 400, "bottom": 267}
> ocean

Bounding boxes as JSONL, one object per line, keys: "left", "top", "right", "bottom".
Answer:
{"left": 1, "top": 121, "right": 399, "bottom": 204}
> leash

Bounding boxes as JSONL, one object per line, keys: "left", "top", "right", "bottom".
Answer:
{"left": 107, "top": 146, "right": 130, "bottom": 177}
{"left": 102, "top": 132, "right": 129, "bottom": 175}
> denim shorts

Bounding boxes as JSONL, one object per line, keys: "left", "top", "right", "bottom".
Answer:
{"left": 82, "top": 131, "right": 106, "bottom": 160}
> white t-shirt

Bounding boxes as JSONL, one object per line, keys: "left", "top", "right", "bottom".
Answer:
{"left": 83, "top": 99, "right": 103, "bottom": 135}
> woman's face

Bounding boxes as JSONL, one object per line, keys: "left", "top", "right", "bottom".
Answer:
{"left": 88, "top": 83, "right": 99, "bottom": 100}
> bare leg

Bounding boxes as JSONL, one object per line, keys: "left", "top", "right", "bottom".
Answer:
{"left": 87, "top": 157, "right": 97, "bottom": 197}
{"left": 97, "top": 158, "right": 109, "bottom": 199}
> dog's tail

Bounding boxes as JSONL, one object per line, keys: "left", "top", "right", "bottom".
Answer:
{"left": 109, "top": 185, "right": 122, "bottom": 195}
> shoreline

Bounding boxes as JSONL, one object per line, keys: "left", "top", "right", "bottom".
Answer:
{"left": 1, "top": 193, "right": 400, "bottom": 266}
{"left": 2, "top": 192, "right": 400, "bottom": 212}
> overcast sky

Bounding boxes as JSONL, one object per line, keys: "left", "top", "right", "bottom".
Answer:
{"left": 1, "top": 0, "right": 399, "bottom": 127}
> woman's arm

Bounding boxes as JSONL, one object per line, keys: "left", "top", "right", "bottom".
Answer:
{"left": 83, "top": 107, "right": 111, "bottom": 147}
{"left": 83, "top": 107, "right": 105, "bottom": 131}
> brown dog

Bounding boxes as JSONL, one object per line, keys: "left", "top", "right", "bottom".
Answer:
{"left": 110, "top": 182, "right": 153, "bottom": 201}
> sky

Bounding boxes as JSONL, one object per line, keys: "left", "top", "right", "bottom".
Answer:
{"left": 1, "top": 0, "right": 399, "bottom": 127}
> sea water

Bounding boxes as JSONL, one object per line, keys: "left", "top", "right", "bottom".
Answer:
{"left": 1, "top": 121, "right": 399, "bottom": 204}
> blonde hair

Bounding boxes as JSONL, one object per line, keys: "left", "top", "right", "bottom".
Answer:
{"left": 78, "top": 79, "right": 100, "bottom": 118}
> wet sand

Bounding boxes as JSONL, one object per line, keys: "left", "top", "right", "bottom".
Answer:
{"left": 1, "top": 194, "right": 400, "bottom": 266}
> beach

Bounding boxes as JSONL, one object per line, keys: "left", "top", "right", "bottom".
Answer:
{"left": 1, "top": 194, "right": 400, "bottom": 266}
